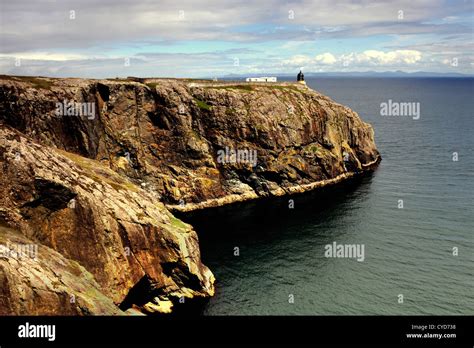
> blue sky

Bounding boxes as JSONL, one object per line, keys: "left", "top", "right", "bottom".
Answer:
{"left": 1, "top": 0, "right": 473, "bottom": 77}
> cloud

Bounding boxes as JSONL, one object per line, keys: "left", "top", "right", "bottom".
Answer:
{"left": 354, "top": 50, "right": 422, "bottom": 65}
{"left": 1, "top": 0, "right": 472, "bottom": 53}
{"left": 0, "top": 0, "right": 472, "bottom": 76}
{"left": 315, "top": 53, "right": 337, "bottom": 65}
{"left": 283, "top": 50, "right": 422, "bottom": 70}
{"left": 0, "top": 52, "right": 89, "bottom": 61}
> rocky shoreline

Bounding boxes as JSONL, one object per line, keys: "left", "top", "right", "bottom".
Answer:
{"left": 167, "top": 156, "right": 380, "bottom": 212}
{"left": 0, "top": 75, "right": 380, "bottom": 315}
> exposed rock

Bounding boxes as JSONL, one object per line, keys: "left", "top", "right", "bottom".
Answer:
{"left": 0, "top": 75, "right": 380, "bottom": 315}
{"left": 0, "top": 77, "right": 380, "bottom": 213}
{"left": 142, "top": 297, "right": 174, "bottom": 314}
{"left": 0, "top": 126, "right": 214, "bottom": 315}
{"left": 0, "top": 225, "right": 123, "bottom": 315}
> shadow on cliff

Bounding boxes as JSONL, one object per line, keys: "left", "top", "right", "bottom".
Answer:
{"left": 179, "top": 173, "right": 376, "bottom": 243}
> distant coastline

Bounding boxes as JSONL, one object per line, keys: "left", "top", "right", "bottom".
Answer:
{"left": 222, "top": 71, "right": 474, "bottom": 79}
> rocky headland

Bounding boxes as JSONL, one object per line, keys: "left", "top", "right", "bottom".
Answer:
{"left": 0, "top": 75, "right": 380, "bottom": 315}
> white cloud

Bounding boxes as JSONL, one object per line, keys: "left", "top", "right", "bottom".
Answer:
{"left": 0, "top": 0, "right": 470, "bottom": 77}
{"left": 315, "top": 53, "right": 337, "bottom": 65}
{"left": 0, "top": 52, "right": 88, "bottom": 61}
{"left": 355, "top": 50, "right": 422, "bottom": 65}
{"left": 281, "top": 54, "right": 314, "bottom": 66}
{"left": 282, "top": 50, "right": 422, "bottom": 70}
{"left": 2, "top": 0, "right": 471, "bottom": 54}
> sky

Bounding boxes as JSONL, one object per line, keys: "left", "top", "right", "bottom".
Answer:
{"left": 0, "top": 0, "right": 473, "bottom": 78}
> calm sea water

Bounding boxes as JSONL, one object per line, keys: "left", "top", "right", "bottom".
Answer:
{"left": 180, "top": 77, "right": 474, "bottom": 315}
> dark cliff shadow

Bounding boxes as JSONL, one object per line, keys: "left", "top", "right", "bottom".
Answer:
{"left": 176, "top": 173, "right": 377, "bottom": 315}
{"left": 178, "top": 173, "right": 376, "bottom": 247}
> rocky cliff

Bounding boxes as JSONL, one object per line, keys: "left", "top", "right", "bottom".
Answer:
{"left": 0, "top": 75, "right": 380, "bottom": 315}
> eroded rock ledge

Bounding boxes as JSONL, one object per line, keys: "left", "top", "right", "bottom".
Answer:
{"left": 0, "top": 76, "right": 380, "bottom": 315}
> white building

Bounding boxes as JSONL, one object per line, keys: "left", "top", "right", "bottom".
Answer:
{"left": 245, "top": 77, "right": 277, "bottom": 82}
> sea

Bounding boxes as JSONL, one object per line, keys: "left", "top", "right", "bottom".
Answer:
{"left": 180, "top": 77, "right": 474, "bottom": 315}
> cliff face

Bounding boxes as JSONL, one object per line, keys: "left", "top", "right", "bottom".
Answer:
{"left": 0, "top": 77, "right": 380, "bottom": 210}
{"left": 0, "top": 126, "right": 214, "bottom": 315}
{"left": 0, "top": 76, "right": 380, "bottom": 315}
{"left": 0, "top": 225, "right": 124, "bottom": 315}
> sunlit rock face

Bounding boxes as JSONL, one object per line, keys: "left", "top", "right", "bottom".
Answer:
{"left": 0, "top": 126, "right": 214, "bottom": 315}
{"left": 0, "top": 76, "right": 379, "bottom": 314}
{"left": 0, "top": 77, "right": 380, "bottom": 210}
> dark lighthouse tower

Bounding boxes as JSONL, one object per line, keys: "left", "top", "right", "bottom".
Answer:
{"left": 297, "top": 70, "right": 306, "bottom": 85}
{"left": 297, "top": 70, "right": 304, "bottom": 81}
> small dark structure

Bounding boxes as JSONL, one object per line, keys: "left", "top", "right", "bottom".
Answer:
{"left": 297, "top": 70, "right": 305, "bottom": 82}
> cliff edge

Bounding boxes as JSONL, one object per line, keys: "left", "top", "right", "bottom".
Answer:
{"left": 0, "top": 75, "right": 380, "bottom": 315}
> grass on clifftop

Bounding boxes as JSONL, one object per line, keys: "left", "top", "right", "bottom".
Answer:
{"left": 205, "top": 85, "right": 254, "bottom": 92}
{"left": 194, "top": 97, "right": 212, "bottom": 111}
{"left": 0, "top": 75, "right": 54, "bottom": 89}
{"left": 204, "top": 84, "right": 304, "bottom": 94}
{"left": 266, "top": 85, "right": 304, "bottom": 93}
{"left": 106, "top": 78, "right": 132, "bottom": 83}
{"left": 146, "top": 82, "right": 159, "bottom": 90}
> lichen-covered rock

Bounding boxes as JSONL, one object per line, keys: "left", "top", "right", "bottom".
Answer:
{"left": 0, "top": 76, "right": 380, "bottom": 213}
{"left": 0, "top": 75, "right": 380, "bottom": 315}
{"left": 0, "top": 126, "right": 214, "bottom": 315}
{"left": 0, "top": 226, "right": 123, "bottom": 315}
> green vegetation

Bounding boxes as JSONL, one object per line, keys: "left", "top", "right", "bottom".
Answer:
{"left": 265, "top": 85, "right": 303, "bottom": 93}
{"left": 206, "top": 85, "right": 254, "bottom": 92}
{"left": 106, "top": 78, "right": 131, "bottom": 83}
{"left": 204, "top": 83, "right": 304, "bottom": 94}
{"left": 180, "top": 78, "right": 214, "bottom": 83}
{"left": 170, "top": 216, "right": 188, "bottom": 230}
{"left": 0, "top": 75, "right": 54, "bottom": 89}
{"left": 146, "top": 82, "right": 159, "bottom": 90}
{"left": 27, "top": 78, "right": 54, "bottom": 90}
{"left": 194, "top": 97, "right": 212, "bottom": 111}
